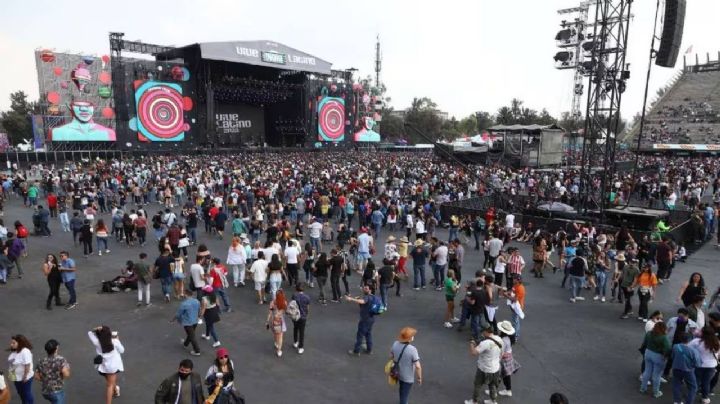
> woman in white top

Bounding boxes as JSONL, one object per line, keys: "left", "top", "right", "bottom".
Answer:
{"left": 7, "top": 334, "right": 34, "bottom": 403}
{"left": 227, "top": 236, "right": 248, "bottom": 287}
{"left": 493, "top": 251, "right": 507, "bottom": 287}
{"left": 689, "top": 326, "right": 720, "bottom": 402}
{"left": 88, "top": 326, "right": 125, "bottom": 404}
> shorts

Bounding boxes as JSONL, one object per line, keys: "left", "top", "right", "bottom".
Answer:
{"left": 254, "top": 281, "right": 265, "bottom": 291}
{"left": 358, "top": 251, "right": 371, "bottom": 260}
{"left": 173, "top": 273, "right": 185, "bottom": 280}
{"left": 445, "top": 295, "right": 455, "bottom": 302}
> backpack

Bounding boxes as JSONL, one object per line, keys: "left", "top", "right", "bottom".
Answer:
{"left": 286, "top": 300, "right": 301, "bottom": 321}
{"left": 16, "top": 226, "right": 28, "bottom": 239}
{"left": 368, "top": 294, "right": 386, "bottom": 315}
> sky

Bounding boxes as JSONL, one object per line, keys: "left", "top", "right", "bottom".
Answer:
{"left": 1, "top": 0, "right": 719, "bottom": 122}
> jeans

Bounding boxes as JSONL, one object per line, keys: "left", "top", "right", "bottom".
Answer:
{"left": 42, "top": 390, "right": 65, "bottom": 404}
{"left": 353, "top": 318, "right": 374, "bottom": 353}
{"left": 215, "top": 287, "right": 231, "bottom": 310}
{"left": 82, "top": 239, "right": 93, "bottom": 255}
{"left": 696, "top": 367, "right": 716, "bottom": 399}
{"left": 448, "top": 227, "right": 458, "bottom": 242}
{"left": 14, "top": 378, "right": 34, "bottom": 404}
{"left": 316, "top": 276, "right": 327, "bottom": 301}
{"left": 595, "top": 270, "right": 608, "bottom": 297}
{"left": 399, "top": 381, "right": 413, "bottom": 404}
{"left": 433, "top": 264, "right": 446, "bottom": 287}
{"left": 310, "top": 237, "right": 320, "bottom": 252}
{"left": 161, "top": 276, "right": 173, "bottom": 297}
{"left": 188, "top": 227, "right": 197, "bottom": 244}
{"left": 511, "top": 310, "right": 521, "bottom": 339}
{"left": 330, "top": 275, "right": 341, "bottom": 301}
{"left": 638, "top": 290, "right": 651, "bottom": 319}
{"left": 380, "top": 283, "right": 392, "bottom": 307}
{"left": 569, "top": 275, "right": 584, "bottom": 299}
{"left": 672, "top": 369, "right": 697, "bottom": 404}
{"left": 293, "top": 318, "right": 307, "bottom": 348}
{"left": 64, "top": 279, "right": 76, "bottom": 304}
{"left": 269, "top": 279, "right": 282, "bottom": 300}
{"left": 0, "top": 267, "right": 6, "bottom": 283}
{"left": 59, "top": 213, "right": 70, "bottom": 231}
{"left": 205, "top": 320, "right": 219, "bottom": 342}
{"left": 413, "top": 265, "right": 426, "bottom": 288}
{"left": 97, "top": 236, "right": 108, "bottom": 252}
{"left": 641, "top": 350, "right": 666, "bottom": 395}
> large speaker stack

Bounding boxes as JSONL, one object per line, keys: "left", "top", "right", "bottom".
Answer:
{"left": 655, "top": 0, "right": 686, "bottom": 68}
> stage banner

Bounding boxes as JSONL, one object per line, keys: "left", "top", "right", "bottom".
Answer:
{"left": 214, "top": 103, "right": 265, "bottom": 144}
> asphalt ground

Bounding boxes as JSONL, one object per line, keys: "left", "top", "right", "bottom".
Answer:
{"left": 0, "top": 195, "right": 716, "bottom": 404}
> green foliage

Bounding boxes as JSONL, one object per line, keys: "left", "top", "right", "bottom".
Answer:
{"left": 0, "top": 91, "right": 36, "bottom": 145}
{"left": 404, "top": 97, "right": 443, "bottom": 143}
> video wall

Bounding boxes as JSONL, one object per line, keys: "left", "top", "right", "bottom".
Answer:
{"left": 214, "top": 103, "right": 265, "bottom": 145}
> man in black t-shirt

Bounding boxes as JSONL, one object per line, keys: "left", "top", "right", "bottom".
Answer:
{"left": 329, "top": 249, "right": 345, "bottom": 302}
{"left": 378, "top": 258, "right": 396, "bottom": 308}
{"left": 152, "top": 249, "right": 175, "bottom": 302}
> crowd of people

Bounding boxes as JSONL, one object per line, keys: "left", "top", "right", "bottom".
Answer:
{"left": 1, "top": 150, "right": 720, "bottom": 403}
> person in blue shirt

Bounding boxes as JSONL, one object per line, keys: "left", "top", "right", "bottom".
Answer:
{"left": 671, "top": 332, "right": 701, "bottom": 404}
{"left": 59, "top": 251, "right": 77, "bottom": 309}
{"left": 371, "top": 209, "right": 385, "bottom": 239}
{"left": 174, "top": 294, "right": 201, "bottom": 356}
{"left": 345, "top": 283, "right": 376, "bottom": 356}
{"left": 560, "top": 240, "right": 578, "bottom": 288}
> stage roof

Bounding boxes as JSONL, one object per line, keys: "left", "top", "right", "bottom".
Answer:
{"left": 158, "top": 40, "right": 332, "bottom": 75}
{"left": 488, "top": 124, "right": 564, "bottom": 133}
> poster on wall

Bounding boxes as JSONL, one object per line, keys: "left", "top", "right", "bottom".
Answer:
{"left": 130, "top": 80, "right": 192, "bottom": 142}
{"left": 214, "top": 103, "right": 265, "bottom": 144}
{"left": 317, "top": 97, "right": 345, "bottom": 142}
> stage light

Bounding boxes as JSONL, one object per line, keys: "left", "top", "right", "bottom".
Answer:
{"left": 582, "top": 41, "right": 595, "bottom": 52}
{"left": 555, "top": 29, "right": 572, "bottom": 41}
{"left": 581, "top": 60, "right": 596, "bottom": 71}
{"left": 617, "top": 81, "right": 626, "bottom": 93}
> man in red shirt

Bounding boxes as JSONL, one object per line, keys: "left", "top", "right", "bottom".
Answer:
{"left": 208, "top": 258, "right": 231, "bottom": 312}
{"left": 47, "top": 192, "right": 58, "bottom": 218}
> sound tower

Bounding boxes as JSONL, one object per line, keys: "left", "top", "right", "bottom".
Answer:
{"left": 655, "top": 0, "right": 686, "bottom": 68}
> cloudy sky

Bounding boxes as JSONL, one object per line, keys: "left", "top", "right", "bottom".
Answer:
{"left": 1, "top": 0, "right": 718, "bottom": 121}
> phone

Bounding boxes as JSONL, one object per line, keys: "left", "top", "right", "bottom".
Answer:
{"left": 215, "top": 372, "right": 224, "bottom": 379}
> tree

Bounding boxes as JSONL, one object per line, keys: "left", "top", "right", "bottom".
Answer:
{"left": 558, "top": 111, "right": 584, "bottom": 132}
{"left": 0, "top": 91, "right": 36, "bottom": 145}
{"left": 495, "top": 106, "right": 514, "bottom": 125}
{"left": 474, "top": 111, "right": 494, "bottom": 131}
{"left": 404, "top": 97, "right": 443, "bottom": 143}
{"left": 537, "top": 109, "right": 557, "bottom": 126}
{"left": 457, "top": 115, "right": 477, "bottom": 135}
{"left": 495, "top": 98, "right": 540, "bottom": 125}
{"left": 378, "top": 113, "right": 405, "bottom": 140}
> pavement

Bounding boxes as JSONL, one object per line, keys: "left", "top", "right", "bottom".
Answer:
{"left": 0, "top": 195, "right": 716, "bottom": 404}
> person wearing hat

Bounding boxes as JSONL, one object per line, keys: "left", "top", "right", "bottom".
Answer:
{"left": 410, "top": 239, "right": 429, "bottom": 290}
{"left": 619, "top": 256, "right": 640, "bottom": 319}
{"left": 154, "top": 359, "right": 205, "bottom": 404}
{"left": 390, "top": 327, "right": 422, "bottom": 404}
{"left": 466, "top": 325, "right": 504, "bottom": 404}
{"left": 610, "top": 251, "right": 626, "bottom": 304}
{"left": 495, "top": 321, "right": 518, "bottom": 398}
{"left": 205, "top": 347, "right": 242, "bottom": 402}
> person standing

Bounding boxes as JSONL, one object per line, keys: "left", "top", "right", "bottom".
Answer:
{"left": 567, "top": 249, "right": 587, "bottom": 303}
{"left": 34, "top": 339, "right": 70, "bottom": 404}
{"left": 496, "top": 321, "right": 518, "bottom": 398}
{"left": 154, "top": 359, "right": 205, "bottom": 404}
{"left": 208, "top": 258, "right": 231, "bottom": 312}
{"left": 346, "top": 283, "right": 378, "bottom": 356}
{"left": 432, "top": 241, "right": 448, "bottom": 291}
{"left": 248, "top": 251, "right": 269, "bottom": 304}
{"left": 134, "top": 253, "right": 152, "bottom": 306}
{"left": 58, "top": 251, "right": 77, "bottom": 310}
{"left": 42, "top": 254, "right": 62, "bottom": 310}
{"left": 226, "top": 237, "right": 247, "bottom": 288}
{"left": 329, "top": 249, "right": 345, "bottom": 303}
{"left": 690, "top": 326, "right": 719, "bottom": 403}
{"left": 284, "top": 240, "right": 301, "bottom": 286}
{"left": 636, "top": 263, "right": 658, "bottom": 322}
{"left": 640, "top": 321, "right": 671, "bottom": 398}
{"left": 444, "top": 270, "right": 460, "bottom": 328}
{"left": 390, "top": 327, "right": 422, "bottom": 404}
{"left": 465, "top": 326, "right": 504, "bottom": 404}
{"left": 671, "top": 332, "right": 701, "bottom": 404}
{"left": 173, "top": 294, "right": 201, "bottom": 356}
{"left": 410, "top": 239, "right": 428, "bottom": 290}
{"left": 620, "top": 258, "right": 641, "bottom": 319}
{"left": 656, "top": 236, "right": 673, "bottom": 283}
{"left": 291, "top": 283, "right": 311, "bottom": 354}
{"left": 487, "top": 235, "right": 503, "bottom": 273}
{"left": 7, "top": 335, "right": 34, "bottom": 404}
{"left": 189, "top": 256, "right": 206, "bottom": 300}
{"left": 313, "top": 252, "right": 329, "bottom": 305}
{"left": 357, "top": 227, "right": 374, "bottom": 272}
{"left": 88, "top": 326, "right": 124, "bottom": 404}
{"left": 79, "top": 220, "right": 93, "bottom": 258}
{"left": 505, "top": 248, "right": 525, "bottom": 289}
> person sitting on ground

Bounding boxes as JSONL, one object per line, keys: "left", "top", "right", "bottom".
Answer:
{"left": 101, "top": 261, "right": 138, "bottom": 293}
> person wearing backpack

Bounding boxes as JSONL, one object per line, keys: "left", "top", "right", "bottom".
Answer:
{"left": 389, "top": 327, "right": 422, "bottom": 404}
{"left": 346, "top": 283, "right": 380, "bottom": 356}
{"left": 290, "top": 282, "right": 311, "bottom": 354}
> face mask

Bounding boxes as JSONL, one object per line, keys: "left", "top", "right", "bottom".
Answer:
{"left": 178, "top": 372, "right": 190, "bottom": 380}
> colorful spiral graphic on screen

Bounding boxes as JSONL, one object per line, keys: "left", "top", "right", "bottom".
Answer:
{"left": 134, "top": 81, "right": 189, "bottom": 142}
{"left": 318, "top": 97, "right": 345, "bottom": 142}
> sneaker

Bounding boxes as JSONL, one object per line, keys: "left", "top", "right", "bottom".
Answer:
{"left": 575, "top": 296, "right": 585, "bottom": 301}
{"left": 444, "top": 322, "right": 453, "bottom": 328}
{"left": 452, "top": 317, "right": 461, "bottom": 323}
{"left": 413, "top": 287, "right": 420, "bottom": 291}
{"left": 653, "top": 391, "right": 663, "bottom": 398}
{"left": 212, "top": 341, "right": 221, "bottom": 347}
{"left": 601, "top": 297, "right": 606, "bottom": 302}
{"left": 298, "top": 348, "right": 304, "bottom": 354}
{"left": 498, "top": 390, "right": 512, "bottom": 397}
{"left": 106, "top": 249, "right": 111, "bottom": 253}
{"left": 65, "top": 303, "right": 78, "bottom": 310}
{"left": 98, "top": 252, "right": 102, "bottom": 256}
{"left": 702, "top": 398, "right": 711, "bottom": 403}
{"left": 483, "top": 400, "right": 498, "bottom": 404}
{"left": 114, "top": 385, "right": 120, "bottom": 398}
{"left": 638, "top": 317, "right": 644, "bottom": 321}
{"left": 569, "top": 298, "right": 576, "bottom": 303}
{"left": 593, "top": 295, "right": 599, "bottom": 301}
{"left": 201, "top": 334, "right": 210, "bottom": 340}
{"left": 347, "top": 350, "right": 360, "bottom": 357}
{"left": 464, "top": 400, "right": 477, "bottom": 404}
{"left": 660, "top": 377, "right": 668, "bottom": 383}
{"left": 293, "top": 342, "right": 299, "bottom": 348}
{"left": 164, "top": 295, "right": 170, "bottom": 303}
{"left": 620, "top": 314, "right": 630, "bottom": 319}
{"left": 277, "top": 350, "right": 282, "bottom": 357}
{"left": 136, "top": 301, "right": 143, "bottom": 307}
{"left": 190, "top": 351, "right": 201, "bottom": 356}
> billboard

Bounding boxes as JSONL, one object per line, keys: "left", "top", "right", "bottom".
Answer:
{"left": 214, "top": 103, "right": 265, "bottom": 144}
{"left": 317, "top": 96, "right": 345, "bottom": 142}
{"left": 131, "top": 81, "right": 191, "bottom": 142}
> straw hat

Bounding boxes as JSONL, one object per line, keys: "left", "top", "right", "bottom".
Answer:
{"left": 387, "top": 235, "right": 397, "bottom": 242}
{"left": 398, "top": 327, "right": 417, "bottom": 343}
{"left": 497, "top": 321, "right": 516, "bottom": 336}
{"left": 400, "top": 236, "right": 409, "bottom": 243}
{"left": 414, "top": 239, "right": 425, "bottom": 247}
{"left": 615, "top": 252, "right": 626, "bottom": 262}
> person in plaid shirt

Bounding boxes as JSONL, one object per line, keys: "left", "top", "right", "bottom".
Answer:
{"left": 505, "top": 248, "right": 525, "bottom": 289}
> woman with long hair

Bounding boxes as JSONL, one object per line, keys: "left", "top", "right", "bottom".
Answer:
{"left": 96, "top": 219, "right": 110, "bottom": 256}
{"left": 205, "top": 347, "right": 241, "bottom": 403}
{"left": 690, "top": 326, "right": 720, "bottom": 402}
{"left": 636, "top": 263, "right": 658, "bottom": 322}
{"left": 172, "top": 250, "right": 186, "bottom": 299}
{"left": 267, "top": 254, "right": 286, "bottom": 300}
{"left": 677, "top": 272, "right": 707, "bottom": 307}
{"left": 88, "top": 325, "right": 124, "bottom": 404}
{"left": 7, "top": 334, "right": 34, "bottom": 403}
{"left": 266, "top": 289, "right": 288, "bottom": 357}
{"left": 42, "top": 254, "right": 62, "bottom": 310}
{"left": 593, "top": 246, "right": 610, "bottom": 302}
{"left": 313, "top": 252, "right": 329, "bottom": 305}
{"left": 556, "top": 231, "right": 568, "bottom": 272}
{"left": 200, "top": 285, "right": 222, "bottom": 348}
{"left": 303, "top": 242, "right": 316, "bottom": 287}
{"left": 640, "top": 321, "right": 670, "bottom": 398}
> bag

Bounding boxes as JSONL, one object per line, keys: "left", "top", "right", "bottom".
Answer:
{"left": 368, "top": 294, "right": 386, "bottom": 315}
{"left": 16, "top": 226, "right": 28, "bottom": 238}
{"left": 386, "top": 343, "right": 409, "bottom": 384}
{"left": 286, "top": 300, "right": 301, "bottom": 321}
{"left": 384, "top": 359, "right": 398, "bottom": 386}
{"left": 93, "top": 354, "right": 103, "bottom": 365}
{"left": 178, "top": 237, "right": 190, "bottom": 248}
{"left": 152, "top": 269, "right": 160, "bottom": 279}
